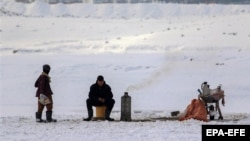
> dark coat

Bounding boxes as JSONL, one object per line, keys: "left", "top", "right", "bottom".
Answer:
{"left": 35, "top": 73, "right": 53, "bottom": 97}
{"left": 88, "top": 81, "right": 113, "bottom": 101}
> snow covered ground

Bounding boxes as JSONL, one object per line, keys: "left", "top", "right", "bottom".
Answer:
{"left": 1, "top": 0, "right": 250, "bottom": 141}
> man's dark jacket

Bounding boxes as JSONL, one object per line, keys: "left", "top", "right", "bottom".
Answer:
{"left": 88, "top": 81, "right": 113, "bottom": 101}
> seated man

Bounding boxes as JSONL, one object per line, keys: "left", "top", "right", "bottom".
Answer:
{"left": 198, "top": 82, "right": 225, "bottom": 120}
{"left": 83, "top": 75, "right": 115, "bottom": 121}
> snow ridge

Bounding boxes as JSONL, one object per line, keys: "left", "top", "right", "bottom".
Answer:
{"left": 1, "top": 1, "right": 250, "bottom": 18}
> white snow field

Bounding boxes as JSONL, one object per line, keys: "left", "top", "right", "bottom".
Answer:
{"left": 1, "top": 0, "right": 250, "bottom": 141}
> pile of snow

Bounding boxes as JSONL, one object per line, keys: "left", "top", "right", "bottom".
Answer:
{"left": 1, "top": 0, "right": 250, "bottom": 18}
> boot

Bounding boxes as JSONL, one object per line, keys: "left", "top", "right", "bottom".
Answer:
{"left": 83, "top": 110, "right": 93, "bottom": 121}
{"left": 218, "top": 116, "right": 223, "bottom": 120}
{"left": 46, "top": 111, "right": 57, "bottom": 122}
{"left": 36, "top": 112, "right": 45, "bottom": 123}
{"left": 105, "top": 110, "right": 114, "bottom": 121}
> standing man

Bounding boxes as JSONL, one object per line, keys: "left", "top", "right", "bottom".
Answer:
{"left": 34, "top": 64, "right": 57, "bottom": 122}
{"left": 83, "top": 75, "right": 115, "bottom": 121}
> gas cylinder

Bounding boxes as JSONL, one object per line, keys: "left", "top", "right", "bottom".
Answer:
{"left": 120, "top": 92, "right": 132, "bottom": 121}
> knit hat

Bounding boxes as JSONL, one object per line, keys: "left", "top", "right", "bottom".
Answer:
{"left": 97, "top": 75, "right": 104, "bottom": 81}
{"left": 43, "top": 64, "right": 50, "bottom": 74}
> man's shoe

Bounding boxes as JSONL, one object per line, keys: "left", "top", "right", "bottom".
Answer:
{"left": 83, "top": 117, "right": 92, "bottom": 121}
{"left": 218, "top": 116, "right": 223, "bottom": 120}
{"left": 105, "top": 117, "right": 115, "bottom": 121}
{"left": 105, "top": 110, "right": 115, "bottom": 121}
{"left": 83, "top": 110, "right": 93, "bottom": 121}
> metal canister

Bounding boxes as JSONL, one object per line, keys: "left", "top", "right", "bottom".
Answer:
{"left": 120, "top": 92, "right": 132, "bottom": 121}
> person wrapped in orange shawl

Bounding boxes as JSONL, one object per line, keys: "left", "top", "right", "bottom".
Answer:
{"left": 178, "top": 99, "right": 208, "bottom": 122}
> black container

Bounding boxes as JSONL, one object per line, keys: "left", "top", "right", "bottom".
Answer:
{"left": 120, "top": 92, "right": 132, "bottom": 121}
